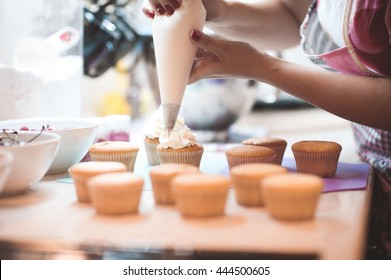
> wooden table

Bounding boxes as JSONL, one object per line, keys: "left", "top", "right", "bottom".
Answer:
{"left": 0, "top": 143, "right": 372, "bottom": 260}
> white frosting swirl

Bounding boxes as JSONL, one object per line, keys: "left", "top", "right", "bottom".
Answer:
{"left": 144, "top": 106, "right": 196, "bottom": 149}
{"left": 159, "top": 126, "right": 197, "bottom": 149}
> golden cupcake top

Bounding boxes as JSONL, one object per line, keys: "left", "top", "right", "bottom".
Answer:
{"left": 171, "top": 173, "right": 231, "bottom": 190}
{"left": 89, "top": 141, "right": 139, "bottom": 154}
{"left": 87, "top": 171, "right": 144, "bottom": 188}
{"left": 230, "top": 163, "right": 288, "bottom": 179}
{"left": 291, "top": 140, "right": 342, "bottom": 153}
{"left": 225, "top": 145, "right": 276, "bottom": 157}
{"left": 242, "top": 137, "right": 287, "bottom": 147}
{"left": 150, "top": 163, "right": 199, "bottom": 177}
{"left": 68, "top": 161, "right": 127, "bottom": 176}
{"left": 262, "top": 173, "right": 324, "bottom": 192}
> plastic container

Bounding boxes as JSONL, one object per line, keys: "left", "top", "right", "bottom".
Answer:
{"left": 0, "top": 0, "right": 83, "bottom": 120}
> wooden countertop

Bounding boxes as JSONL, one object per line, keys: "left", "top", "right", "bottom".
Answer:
{"left": 0, "top": 108, "right": 372, "bottom": 260}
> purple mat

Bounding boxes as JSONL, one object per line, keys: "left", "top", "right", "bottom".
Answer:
{"left": 219, "top": 158, "right": 370, "bottom": 193}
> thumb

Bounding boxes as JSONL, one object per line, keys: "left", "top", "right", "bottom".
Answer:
{"left": 190, "top": 30, "right": 219, "bottom": 53}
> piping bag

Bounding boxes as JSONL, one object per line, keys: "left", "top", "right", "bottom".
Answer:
{"left": 152, "top": 0, "right": 206, "bottom": 134}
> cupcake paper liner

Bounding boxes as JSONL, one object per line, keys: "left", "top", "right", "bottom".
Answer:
{"left": 263, "top": 190, "right": 321, "bottom": 220}
{"left": 88, "top": 184, "right": 142, "bottom": 215}
{"left": 175, "top": 192, "right": 228, "bottom": 218}
{"left": 157, "top": 150, "right": 203, "bottom": 167}
{"left": 90, "top": 152, "right": 138, "bottom": 172}
{"left": 144, "top": 140, "right": 160, "bottom": 166}
{"left": 293, "top": 151, "right": 341, "bottom": 177}
{"left": 226, "top": 154, "right": 276, "bottom": 170}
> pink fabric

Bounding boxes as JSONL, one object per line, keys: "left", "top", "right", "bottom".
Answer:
{"left": 319, "top": 47, "right": 368, "bottom": 75}
{"left": 350, "top": 0, "right": 391, "bottom": 76}
{"left": 314, "top": 0, "right": 391, "bottom": 77}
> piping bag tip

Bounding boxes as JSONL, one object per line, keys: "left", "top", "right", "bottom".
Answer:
{"left": 162, "top": 103, "right": 181, "bottom": 135}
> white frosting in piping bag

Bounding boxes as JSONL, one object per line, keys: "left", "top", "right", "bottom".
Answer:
{"left": 152, "top": 0, "right": 206, "bottom": 129}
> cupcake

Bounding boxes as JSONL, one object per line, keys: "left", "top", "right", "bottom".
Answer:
{"left": 89, "top": 141, "right": 139, "bottom": 171}
{"left": 171, "top": 173, "right": 230, "bottom": 218}
{"left": 143, "top": 106, "right": 189, "bottom": 166}
{"left": 87, "top": 172, "right": 144, "bottom": 215}
{"left": 262, "top": 173, "right": 324, "bottom": 220}
{"left": 230, "top": 163, "right": 288, "bottom": 207}
{"left": 156, "top": 125, "right": 203, "bottom": 167}
{"left": 225, "top": 145, "right": 276, "bottom": 170}
{"left": 68, "top": 161, "right": 127, "bottom": 203}
{"left": 149, "top": 163, "right": 199, "bottom": 205}
{"left": 242, "top": 137, "right": 287, "bottom": 165}
{"left": 291, "top": 140, "right": 342, "bottom": 177}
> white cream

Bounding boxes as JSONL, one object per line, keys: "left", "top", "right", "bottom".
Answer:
{"left": 159, "top": 126, "right": 197, "bottom": 149}
{"left": 152, "top": 0, "right": 206, "bottom": 128}
{"left": 144, "top": 106, "right": 196, "bottom": 149}
{"left": 144, "top": 106, "right": 186, "bottom": 139}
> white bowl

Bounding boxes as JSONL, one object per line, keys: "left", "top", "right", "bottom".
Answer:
{"left": 0, "top": 118, "right": 99, "bottom": 174}
{"left": 0, "top": 131, "right": 60, "bottom": 196}
{"left": 0, "top": 150, "right": 14, "bottom": 195}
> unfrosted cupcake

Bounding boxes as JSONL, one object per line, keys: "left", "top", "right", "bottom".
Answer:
{"left": 143, "top": 107, "right": 164, "bottom": 165}
{"left": 262, "top": 173, "right": 324, "bottom": 220}
{"left": 89, "top": 141, "right": 139, "bottom": 172}
{"left": 225, "top": 145, "right": 276, "bottom": 170}
{"left": 291, "top": 140, "right": 342, "bottom": 177}
{"left": 156, "top": 125, "right": 203, "bottom": 167}
{"left": 230, "top": 163, "right": 288, "bottom": 207}
{"left": 87, "top": 172, "right": 144, "bottom": 215}
{"left": 171, "top": 173, "right": 230, "bottom": 218}
{"left": 242, "top": 137, "right": 287, "bottom": 165}
{"left": 149, "top": 163, "right": 199, "bottom": 204}
{"left": 68, "top": 161, "right": 127, "bottom": 203}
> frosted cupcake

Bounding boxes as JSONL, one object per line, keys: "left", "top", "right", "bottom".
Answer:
{"left": 89, "top": 141, "right": 139, "bottom": 172}
{"left": 149, "top": 163, "right": 199, "bottom": 205}
{"left": 156, "top": 124, "right": 203, "bottom": 167}
{"left": 262, "top": 173, "right": 324, "bottom": 221}
{"left": 171, "top": 173, "right": 230, "bottom": 218}
{"left": 87, "top": 172, "right": 144, "bottom": 215}
{"left": 291, "top": 140, "right": 342, "bottom": 177}
{"left": 225, "top": 145, "right": 276, "bottom": 170}
{"left": 143, "top": 106, "right": 188, "bottom": 166}
{"left": 68, "top": 161, "right": 127, "bottom": 203}
{"left": 230, "top": 163, "right": 288, "bottom": 207}
{"left": 242, "top": 137, "right": 287, "bottom": 165}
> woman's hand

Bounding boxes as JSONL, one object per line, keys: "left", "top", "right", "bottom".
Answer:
{"left": 143, "top": 0, "right": 226, "bottom": 21}
{"left": 188, "top": 30, "right": 271, "bottom": 84}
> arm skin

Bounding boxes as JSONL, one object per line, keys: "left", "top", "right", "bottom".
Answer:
{"left": 145, "top": 0, "right": 312, "bottom": 50}
{"left": 189, "top": 32, "right": 391, "bottom": 132}
{"left": 145, "top": 0, "right": 391, "bottom": 131}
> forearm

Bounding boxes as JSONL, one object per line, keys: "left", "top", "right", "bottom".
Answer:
{"left": 256, "top": 55, "right": 391, "bottom": 131}
{"left": 207, "top": 0, "right": 309, "bottom": 50}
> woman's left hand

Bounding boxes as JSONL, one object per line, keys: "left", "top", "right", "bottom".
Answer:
{"left": 189, "top": 30, "right": 271, "bottom": 84}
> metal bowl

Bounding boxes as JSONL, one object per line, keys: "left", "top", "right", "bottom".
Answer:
{"left": 180, "top": 79, "right": 257, "bottom": 132}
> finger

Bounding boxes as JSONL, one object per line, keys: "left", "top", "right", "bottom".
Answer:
{"left": 147, "top": 0, "right": 166, "bottom": 15}
{"left": 190, "top": 30, "right": 221, "bottom": 54}
{"left": 142, "top": 7, "right": 155, "bottom": 19}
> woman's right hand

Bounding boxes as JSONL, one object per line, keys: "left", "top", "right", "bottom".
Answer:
{"left": 143, "top": 0, "right": 226, "bottom": 21}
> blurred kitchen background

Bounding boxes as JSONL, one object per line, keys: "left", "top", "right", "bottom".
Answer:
{"left": 0, "top": 0, "right": 359, "bottom": 161}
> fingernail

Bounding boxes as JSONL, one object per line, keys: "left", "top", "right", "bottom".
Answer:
{"left": 165, "top": 5, "right": 174, "bottom": 15}
{"left": 155, "top": 4, "right": 165, "bottom": 15}
{"left": 191, "top": 30, "right": 201, "bottom": 42}
{"left": 171, "top": 0, "right": 181, "bottom": 9}
{"left": 143, "top": 8, "right": 155, "bottom": 19}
